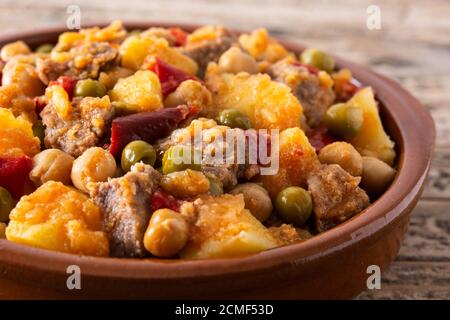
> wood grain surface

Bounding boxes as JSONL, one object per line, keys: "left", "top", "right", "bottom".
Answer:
{"left": 0, "top": 0, "right": 448, "bottom": 299}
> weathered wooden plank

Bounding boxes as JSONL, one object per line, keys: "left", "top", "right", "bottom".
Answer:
{"left": 423, "top": 167, "right": 450, "bottom": 200}
{"left": 357, "top": 261, "right": 450, "bottom": 299}
{"left": 396, "top": 200, "right": 450, "bottom": 262}
{"left": 432, "top": 147, "right": 450, "bottom": 167}
{"left": 357, "top": 286, "right": 450, "bottom": 299}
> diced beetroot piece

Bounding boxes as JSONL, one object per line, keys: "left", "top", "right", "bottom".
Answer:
{"left": 109, "top": 105, "right": 199, "bottom": 157}
{"left": 150, "top": 189, "right": 181, "bottom": 212}
{"left": 148, "top": 57, "right": 197, "bottom": 96}
{"left": 0, "top": 156, "right": 33, "bottom": 199}
{"left": 169, "top": 27, "right": 188, "bottom": 46}
{"left": 307, "top": 125, "right": 337, "bottom": 152}
{"left": 49, "top": 76, "right": 77, "bottom": 100}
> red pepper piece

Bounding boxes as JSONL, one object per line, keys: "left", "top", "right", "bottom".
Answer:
{"left": 49, "top": 76, "right": 77, "bottom": 100}
{"left": 148, "top": 57, "right": 197, "bottom": 96}
{"left": 169, "top": 27, "right": 188, "bottom": 46}
{"left": 335, "top": 78, "right": 360, "bottom": 102}
{"left": 0, "top": 156, "right": 33, "bottom": 199}
{"left": 291, "top": 61, "right": 320, "bottom": 75}
{"left": 109, "top": 105, "right": 199, "bottom": 157}
{"left": 307, "top": 125, "right": 337, "bottom": 152}
{"left": 150, "top": 189, "right": 181, "bottom": 212}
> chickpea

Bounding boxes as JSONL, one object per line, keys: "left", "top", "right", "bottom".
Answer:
{"left": 2, "top": 56, "right": 45, "bottom": 97}
{"left": 160, "top": 169, "right": 210, "bottom": 199}
{"left": 29, "top": 149, "right": 75, "bottom": 187}
{"left": 164, "top": 80, "right": 212, "bottom": 110}
{"left": 218, "top": 47, "right": 259, "bottom": 74}
{"left": 143, "top": 208, "right": 189, "bottom": 257}
{"left": 230, "top": 183, "right": 273, "bottom": 222}
{"left": 318, "top": 142, "right": 363, "bottom": 176}
{"left": 141, "top": 27, "right": 176, "bottom": 45}
{"left": 0, "top": 41, "right": 30, "bottom": 61}
{"left": 361, "top": 156, "right": 396, "bottom": 196}
{"left": 71, "top": 147, "right": 116, "bottom": 193}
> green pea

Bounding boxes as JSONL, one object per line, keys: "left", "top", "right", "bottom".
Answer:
{"left": 216, "top": 109, "right": 251, "bottom": 129}
{"left": 206, "top": 176, "right": 223, "bottom": 195}
{"left": 162, "top": 145, "right": 202, "bottom": 175}
{"left": 275, "top": 186, "right": 312, "bottom": 226}
{"left": 112, "top": 101, "right": 133, "bottom": 116}
{"left": 323, "top": 103, "right": 363, "bottom": 140}
{"left": 74, "top": 79, "right": 107, "bottom": 98}
{"left": 35, "top": 44, "right": 54, "bottom": 54}
{"left": 300, "top": 48, "right": 335, "bottom": 73}
{"left": 121, "top": 140, "right": 156, "bottom": 172}
{"left": 32, "top": 120, "right": 45, "bottom": 148}
{"left": 128, "top": 29, "right": 142, "bottom": 37}
{"left": 0, "top": 187, "right": 14, "bottom": 223}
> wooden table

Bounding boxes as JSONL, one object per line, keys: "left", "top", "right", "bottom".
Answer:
{"left": 1, "top": 0, "right": 448, "bottom": 299}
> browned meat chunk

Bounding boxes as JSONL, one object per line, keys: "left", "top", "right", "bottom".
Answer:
{"left": 268, "top": 58, "right": 335, "bottom": 127}
{"left": 41, "top": 96, "right": 114, "bottom": 157}
{"left": 37, "top": 42, "right": 119, "bottom": 84}
{"left": 268, "top": 224, "right": 312, "bottom": 245}
{"left": 156, "top": 123, "right": 260, "bottom": 190}
{"left": 179, "top": 28, "right": 236, "bottom": 76}
{"left": 307, "top": 164, "right": 369, "bottom": 232}
{"left": 89, "top": 163, "right": 161, "bottom": 257}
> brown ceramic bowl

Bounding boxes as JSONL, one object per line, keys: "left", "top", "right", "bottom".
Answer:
{"left": 0, "top": 22, "right": 435, "bottom": 299}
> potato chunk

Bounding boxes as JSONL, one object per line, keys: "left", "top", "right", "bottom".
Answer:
{"left": 2, "top": 55, "right": 45, "bottom": 97}
{"left": 0, "top": 84, "right": 37, "bottom": 124}
{"left": 205, "top": 69, "right": 303, "bottom": 130}
{"left": 6, "top": 181, "right": 109, "bottom": 256}
{"left": 120, "top": 35, "right": 198, "bottom": 75}
{"left": 259, "top": 127, "right": 319, "bottom": 198}
{"left": 348, "top": 87, "right": 396, "bottom": 165}
{"left": 109, "top": 70, "right": 163, "bottom": 113}
{"left": 180, "top": 194, "right": 278, "bottom": 259}
{"left": 54, "top": 20, "right": 126, "bottom": 52}
{"left": 0, "top": 40, "right": 30, "bottom": 61}
{"left": 0, "top": 108, "right": 40, "bottom": 157}
{"left": 238, "top": 28, "right": 289, "bottom": 62}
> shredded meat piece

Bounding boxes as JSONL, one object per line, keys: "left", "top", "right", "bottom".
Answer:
{"left": 307, "top": 164, "right": 370, "bottom": 232}
{"left": 41, "top": 96, "right": 114, "bottom": 157}
{"left": 89, "top": 163, "right": 161, "bottom": 258}
{"left": 268, "top": 58, "right": 335, "bottom": 127}
{"left": 36, "top": 42, "right": 119, "bottom": 84}
{"left": 179, "top": 28, "right": 236, "bottom": 76}
{"left": 155, "top": 122, "right": 261, "bottom": 190}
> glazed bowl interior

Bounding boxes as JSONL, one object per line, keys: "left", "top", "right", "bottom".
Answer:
{"left": 0, "top": 22, "right": 435, "bottom": 282}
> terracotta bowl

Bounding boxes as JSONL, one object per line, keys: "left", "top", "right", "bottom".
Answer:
{"left": 0, "top": 22, "right": 435, "bottom": 299}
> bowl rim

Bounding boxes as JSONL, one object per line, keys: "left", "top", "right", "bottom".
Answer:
{"left": 0, "top": 21, "right": 436, "bottom": 281}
